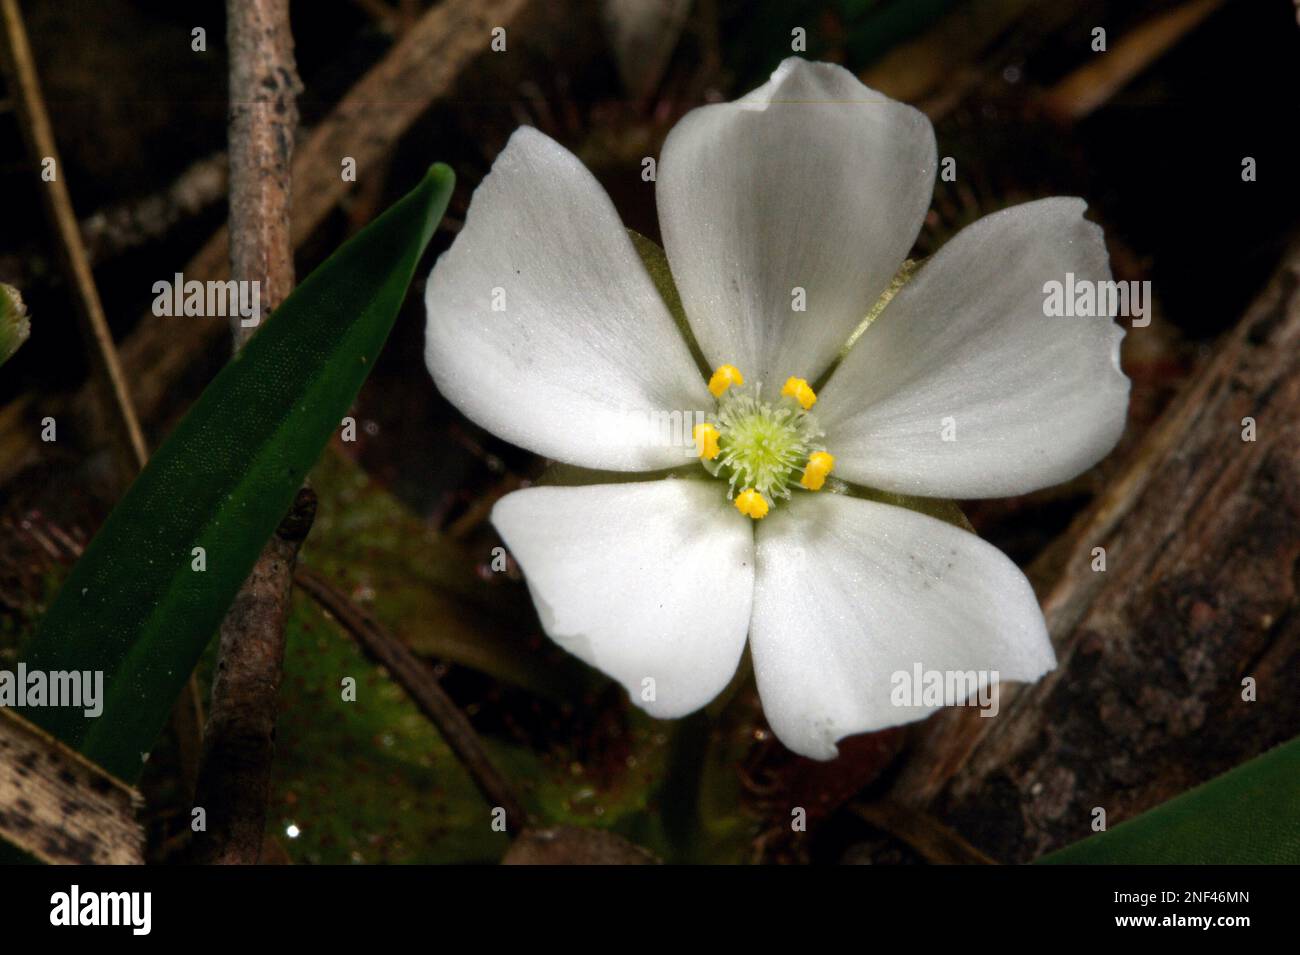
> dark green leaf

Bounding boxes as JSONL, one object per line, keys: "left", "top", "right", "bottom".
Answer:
{"left": 18, "top": 165, "right": 454, "bottom": 781}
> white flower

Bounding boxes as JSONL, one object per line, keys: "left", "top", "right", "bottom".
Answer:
{"left": 424, "top": 58, "right": 1129, "bottom": 760}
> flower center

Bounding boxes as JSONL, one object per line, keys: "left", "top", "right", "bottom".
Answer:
{"left": 693, "top": 365, "right": 835, "bottom": 519}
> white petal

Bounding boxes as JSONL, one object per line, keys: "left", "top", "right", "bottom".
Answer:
{"left": 656, "top": 57, "right": 936, "bottom": 387}
{"left": 750, "top": 493, "right": 1054, "bottom": 760}
{"left": 492, "top": 479, "right": 754, "bottom": 718}
{"left": 425, "top": 127, "right": 710, "bottom": 471}
{"left": 818, "top": 198, "right": 1130, "bottom": 498}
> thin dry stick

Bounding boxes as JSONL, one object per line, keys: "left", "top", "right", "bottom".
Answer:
{"left": 192, "top": 0, "right": 303, "bottom": 866}
{"left": 194, "top": 489, "right": 317, "bottom": 864}
{"left": 1, "top": 152, "right": 228, "bottom": 286}
{"left": 80, "top": 151, "right": 228, "bottom": 265}
{"left": 1039, "top": 0, "right": 1224, "bottom": 123}
{"left": 225, "top": 0, "right": 301, "bottom": 348}
{"left": 294, "top": 565, "right": 533, "bottom": 834}
{"left": 0, "top": 0, "right": 147, "bottom": 475}
{"left": 0, "top": 0, "right": 207, "bottom": 784}
{"left": 849, "top": 800, "right": 998, "bottom": 865}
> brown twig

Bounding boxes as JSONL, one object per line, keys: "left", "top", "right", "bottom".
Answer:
{"left": 294, "top": 564, "right": 533, "bottom": 834}
{"left": 857, "top": 0, "right": 1083, "bottom": 121}
{"left": 1, "top": 149, "right": 226, "bottom": 328}
{"left": 2, "top": 151, "right": 228, "bottom": 289}
{"left": 81, "top": 151, "right": 228, "bottom": 265}
{"left": 289, "top": 0, "right": 528, "bottom": 250}
{"left": 191, "top": 0, "right": 303, "bottom": 866}
{"left": 849, "top": 800, "right": 998, "bottom": 865}
{"left": 1039, "top": 0, "right": 1225, "bottom": 124}
{"left": 0, "top": 708, "right": 145, "bottom": 865}
{"left": 225, "top": 0, "right": 301, "bottom": 348}
{"left": 0, "top": 0, "right": 147, "bottom": 478}
{"left": 192, "top": 489, "right": 317, "bottom": 864}
{"left": 446, "top": 474, "right": 524, "bottom": 539}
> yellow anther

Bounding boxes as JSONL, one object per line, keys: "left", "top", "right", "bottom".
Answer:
{"left": 708, "top": 364, "right": 745, "bottom": 398}
{"left": 781, "top": 376, "right": 817, "bottom": 410}
{"left": 693, "top": 422, "right": 721, "bottom": 460}
{"left": 800, "top": 451, "right": 835, "bottom": 491}
{"left": 734, "top": 488, "right": 769, "bottom": 520}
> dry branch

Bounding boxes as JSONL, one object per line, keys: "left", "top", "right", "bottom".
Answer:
{"left": 80, "top": 152, "right": 229, "bottom": 265}
{"left": 191, "top": 0, "right": 304, "bottom": 866}
{"left": 225, "top": 0, "right": 300, "bottom": 348}
{"left": 0, "top": 708, "right": 144, "bottom": 865}
{"left": 192, "top": 488, "right": 317, "bottom": 864}
{"left": 1039, "top": 0, "right": 1224, "bottom": 123}
{"left": 849, "top": 800, "right": 996, "bottom": 865}
{"left": 859, "top": 0, "right": 1085, "bottom": 121}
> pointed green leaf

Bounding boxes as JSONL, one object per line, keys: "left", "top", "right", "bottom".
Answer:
{"left": 17, "top": 165, "right": 454, "bottom": 781}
